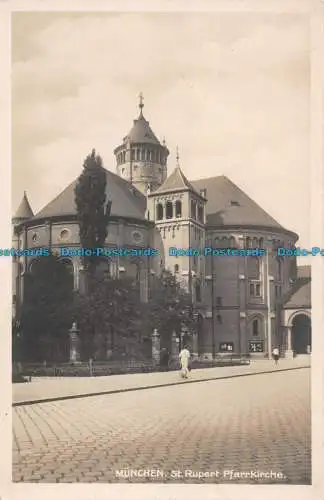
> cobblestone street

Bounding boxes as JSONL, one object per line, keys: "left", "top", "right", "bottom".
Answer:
{"left": 12, "top": 367, "right": 311, "bottom": 484}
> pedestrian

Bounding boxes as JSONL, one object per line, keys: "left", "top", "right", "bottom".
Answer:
{"left": 272, "top": 346, "right": 280, "bottom": 365}
{"left": 179, "top": 345, "right": 191, "bottom": 378}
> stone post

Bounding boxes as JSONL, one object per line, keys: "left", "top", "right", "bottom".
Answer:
{"left": 69, "top": 322, "right": 81, "bottom": 363}
{"left": 152, "top": 328, "right": 160, "bottom": 366}
{"left": 171, "top": 331, "right": 179, "bottom": 362}
{"left": 192, "top": 331, "right": 198, "bottom": 360}
{"left": 285, "top": 326, "right": 294, "bottom": 359}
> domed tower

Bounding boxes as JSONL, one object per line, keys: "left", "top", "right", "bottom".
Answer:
{"left": 114, "top": 93, "right": 169, "bottom": 194}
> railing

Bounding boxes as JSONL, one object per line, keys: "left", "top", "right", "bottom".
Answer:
{"left": 16, "top": 354, "right": 251, "bottom": 379}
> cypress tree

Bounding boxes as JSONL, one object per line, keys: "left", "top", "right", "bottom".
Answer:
{"left": 74, "top": 149, "right": 111, "bottom": 282}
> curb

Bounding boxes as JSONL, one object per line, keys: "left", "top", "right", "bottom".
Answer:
{"left": 12, "top": 365, "right": 310, "bottom": 407}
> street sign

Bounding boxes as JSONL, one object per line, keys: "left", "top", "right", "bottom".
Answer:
{"left": 219, "top": 342, "right": 234, "bottom": 352}
{"left": 249, "top": 340, "right": 264, "bottom": 353}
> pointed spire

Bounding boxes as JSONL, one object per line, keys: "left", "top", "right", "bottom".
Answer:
{"left": 176, "top": 146, "right": 180, "bottom": 167}
{"left": 13, "top": 191, "right": 34, "bottom": 221}
{"left": 138, "top": 92, "right": 144, "bottom": 117}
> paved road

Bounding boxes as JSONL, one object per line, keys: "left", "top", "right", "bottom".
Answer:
{"left": 12, "top": 368, "right": 311, "bottom": 484}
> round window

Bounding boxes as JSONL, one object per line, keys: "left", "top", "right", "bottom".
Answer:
{"left": 31, "top": 232, "right": 39, "bottom": 244}
{"left": 132, "top": 231, "right": 144, "bottom": 244}
{"left": 59, "top": 229, "right": 70, "bottom": 241}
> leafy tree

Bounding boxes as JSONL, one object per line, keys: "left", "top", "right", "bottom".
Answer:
{"left": 74, "top": 149, "right": 111, "bottom": 283}
{"left": 72, "top": 275, "right": 144, "bottom": 360}
{"left": 143, "top": 270, "right": 196, "bottom": 348}
{"left": 19, "top": 254, "right": 73, "bottom": 362}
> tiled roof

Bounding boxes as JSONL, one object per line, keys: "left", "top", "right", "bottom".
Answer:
{"left": 124, "top": 113, "right": 160, "bottom": 145}
{"left": 154, "top": 166, "right": 201, "bottom": 196}
{"left": 190, "top": 175, "right": 288, "bottom": 231}
{"left": 297, "top": 265, "right": 311, "bottom": 279}
{"left": 283, "top": 276, "right": 311, "bottom": 309}
{"left": 13, "top": 192, "right": 34, "bottom": 220}
{"left": 33, "top": 168, "right": 146, "bottom": 221}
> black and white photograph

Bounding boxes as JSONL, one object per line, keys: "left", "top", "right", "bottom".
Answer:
{"left": 3, "top": 2, "right": 321, "bottom": 496}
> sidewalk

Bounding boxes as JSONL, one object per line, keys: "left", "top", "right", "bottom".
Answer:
{"left": 12, "top": 357, "right": 310, "bottom": 406}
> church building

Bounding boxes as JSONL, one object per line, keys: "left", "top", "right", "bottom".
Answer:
{"left": 12, "top": 96, "right": 311, "bottom": 359}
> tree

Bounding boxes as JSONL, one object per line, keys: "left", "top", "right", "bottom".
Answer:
{"left": 74, "top": 149, "right": 111, "bottom": 284}
{"left": 72, "top": 275, "right": 144, "bottom": 360}
{"left": 143, "top": 270, "right": 196, "bottom": 348}
{"left": 19, "top": 254, "right": 73, "bottom": 362}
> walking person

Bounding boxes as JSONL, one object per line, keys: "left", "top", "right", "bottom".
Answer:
{"left": 272, "top": 346, "right": 280, "bottom": 365}
{"left": 179, "top": 345, "right": 191, "bottom": 378}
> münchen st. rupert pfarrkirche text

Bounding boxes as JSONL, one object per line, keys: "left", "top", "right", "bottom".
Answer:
{"left": 12, "top": 95, "right": 311, "bottom": 359}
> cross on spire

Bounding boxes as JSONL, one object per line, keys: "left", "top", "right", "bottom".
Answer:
{"left": 139, "top": 92, "right": 144, "bottom": 114}
{"left": 176, "top": 145, "right": 180, "bottom": 167}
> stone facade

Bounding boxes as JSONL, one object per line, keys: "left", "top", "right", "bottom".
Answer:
{"left": 12, "top": 99, "right": 311, "bottom": 359}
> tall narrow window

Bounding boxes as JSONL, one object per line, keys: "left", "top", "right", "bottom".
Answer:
{"left": 198, "top": 205, "right": 203, "bottom": 223}
{"left": 191, "top": 200, "right": 196, "bottom": 219}
{"left": 252, "top": 319, "right": 259, "bottom": 336}
{"left": 247, "top": 257, "right": 260, "bottom": 279}
{"left": 195, "top": 282, "right": 201, "bottom": 302}
{"left": 166, "top": 201, "right": 173, "bottom": 219}
{"left": 276, "top": 258, "right": 283, "bottom": 282}
{"left": 156, "top": 203, "right": 163, "bottom": 220}
{"left": 175, "top": 200, "right": 182, "bottom": 218}
{"left": 216, "top": 296, "right": 222, "bottom": 306}
{"left": 174, "top": 264, "right": 179, "bottom": 273}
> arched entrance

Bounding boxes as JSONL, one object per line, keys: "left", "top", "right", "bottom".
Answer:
{"left": 292, "top": 314, "right": 311, "bottom": 354}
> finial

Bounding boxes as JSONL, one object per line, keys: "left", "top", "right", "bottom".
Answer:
{"left": 162, "top": 136, "right": 166, "bottom": 146}
{"left": 176, "top": 146, "right": 180, "bottom": 167}
{"left": 139, "top": 92, "right": 144, "bottom": 115}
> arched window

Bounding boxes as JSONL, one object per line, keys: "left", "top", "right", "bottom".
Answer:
{"left": 174, "top": 264, "right": 179, "bottom": 273}
{"left": 246, "top": 237, "right": 252, "bottom": 248}
{"left": 252, "top": 319, "right": 259, "bottom": 336}
{"left": 156, "top": 203, "right": 163, "bottom": 220}
{"left": 166, "top": 201, "right": 173, "bottom": 219}
{"left": 29, "top": 259, "right": 40, "bottom": 275}
{"left": 175, "top": 200, "right": 182, "bottom": 218}
{"left": 94, "top": 258, "right": 111, "bottom": 280}
{"left": 191, "top": 200, "right": 196, "bottom": 219}
{"left": 129, "top": 260, "right": 141, "bottom": 283}
{"left": 229, "top": 236, "right": 236, "bottom": 249}
{"left": 247, "top": 257, "right": 260, "bottom": 279}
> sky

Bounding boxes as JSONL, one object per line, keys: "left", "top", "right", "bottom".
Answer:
{"left": 12, "top": 11, "right": 310, "bottom": 257}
